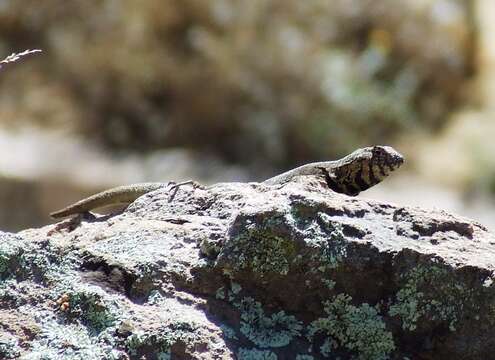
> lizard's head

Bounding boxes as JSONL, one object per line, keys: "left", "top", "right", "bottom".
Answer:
{"left": 321, "top": 145, "right": 404, "bottom": 196}
{"left": 368, "top": 145, "right": 404, "bottom": 178}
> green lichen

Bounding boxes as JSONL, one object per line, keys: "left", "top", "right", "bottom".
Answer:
{"left": 147, "top": 289, "right": 165, "bottom": 305}
{"left": 289, "top": 210, "right": 348, "bottom": 272}
{"left": 25, "top": 317, "right": 123, "bottom": 360}
{"left": 218, "top": 281, "right": 304, "bottom": 350}
{"left": 216, "top": 281, "right": 243, "bottom": 303}
{"left": 308, "top": 294, "right": 395, "bottom": 360}
{"left": 125, "top": 320, "right": 200, "bottom": 359}
{"left": 231, "top": 281, "right": 242, "bottom": 294}
{"left": 66, "top": 291, "right": 117, "bottom": 332}
{"left": 321, "top": 278, "right": 336, "bottom": 290}
{"left": 216, "top": 286, "right": 226, "bottom": 300}
{"left": 311, "top": 215, "right": 348, "bottom": 271}
{"left": 125, "top": 330, "right": 171, "bottom": 359}
{"left": 237, "top": 347, "right": 277, "bottom": 360}
{"left": 129, "top": 262, "right": 158, "bottom": 299}
{"left": 388, "top": 265, "right": 472, "bottom": 332}
{"left": 388, "top": 287, "right": 422, "bottom": 331}
{"left": 237, "top": 231, "right": 295, "bottom": 276}
{"left": 320, "top": 337, "right": 336, "bottom": 357}
{"left": 0, "top": 240, "right": 65, "bottom": 284}
{"left": 228, "top": 281, "right": 243, "bottom": 301}
{"left": 223, "top": 208, "right": 349, "bottom": 279}
{"left": 219, "top": 324, "right": 238, "bottom": 340}
{"left": 0, "top": 253, "right": 10, "bottom": 277}
{"left": 200, "top": 237, "right": 223, "bottom": 258}
{"left": 0, "top": 332, "right": 21, "bottom": 359}
{"left": 236, "top": 297, "right": 302, "bottom": 348}
{"left": 17, "top": 252, "right": 53, "bottom": 283}
{"left": 0, "top": 243, "right": 22, "bottom": 280}
{"left": 295, "top": 355, "right": 315, "bottom": 360}
{"left": 224, "top": 214, "right": 298, "bottom": 277}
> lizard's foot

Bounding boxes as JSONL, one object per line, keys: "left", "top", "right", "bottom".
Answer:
{"left": 167, "top": 180, "right": 204, "bottom": 201}
{"left": 168, "top": 180, "right": 204, "bottom": 190}
{"left": 47, "top": 211, "right": 96, "bottom": 235}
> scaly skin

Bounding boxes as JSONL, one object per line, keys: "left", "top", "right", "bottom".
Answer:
{"left": 49, "top": 183, "right": 167, "bottom": 218}
{"left": 263, "top": 145, "right": 404, "bottom": 195}
{"left": 50, "top": 146, "right": 404, "bottom": 219}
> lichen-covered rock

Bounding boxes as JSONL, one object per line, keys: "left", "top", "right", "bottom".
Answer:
{"left": 1, "top": 177, "right": 495, "bottom": 359}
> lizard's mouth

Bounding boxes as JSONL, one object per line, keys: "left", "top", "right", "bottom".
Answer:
{"left": 386, "top": 148, "right": 405, "bottom": 170}
{"left": 379, "top": 152, "right": 404, "bottom": 176}
{"left": 371, "top": 145, "right": 404, "bottom": 172}
{"left": 379, "top": 160, "right": 402, "bottom": 177}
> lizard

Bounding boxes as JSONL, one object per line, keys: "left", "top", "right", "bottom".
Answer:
{"left": 49, "top": 145, "right": 404, "bottom": 219}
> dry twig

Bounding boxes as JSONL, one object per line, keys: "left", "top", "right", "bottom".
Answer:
{"left": 0, "top": 49, "right": 42, "bottom": 69}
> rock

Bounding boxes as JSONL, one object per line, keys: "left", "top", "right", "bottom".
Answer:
{"left": 1, "top": 177, "right": 494, "bottom": 359}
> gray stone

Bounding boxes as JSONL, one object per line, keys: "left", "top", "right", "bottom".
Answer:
{"left": 1, "top": 177, "right": 494, "bottom": 359}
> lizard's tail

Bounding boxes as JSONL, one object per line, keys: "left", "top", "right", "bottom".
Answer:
{"left": 50, "top": 183, "right": 166, "bottom": 219}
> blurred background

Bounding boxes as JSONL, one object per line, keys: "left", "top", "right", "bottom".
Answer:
{"left": 0, "top": 0, "right": 494, "bottom": 231}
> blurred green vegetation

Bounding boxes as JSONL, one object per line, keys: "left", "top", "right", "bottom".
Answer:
{"left": 0, "top": 0, "right": 475, "bottom": 167}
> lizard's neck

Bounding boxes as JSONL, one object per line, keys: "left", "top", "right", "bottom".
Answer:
{"left": 319, "top": 155, "right": 393, "bottom": 196}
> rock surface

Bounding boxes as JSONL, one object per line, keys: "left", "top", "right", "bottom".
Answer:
{"left": 1, "top": 177, "right": 494, "bottom": 359}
